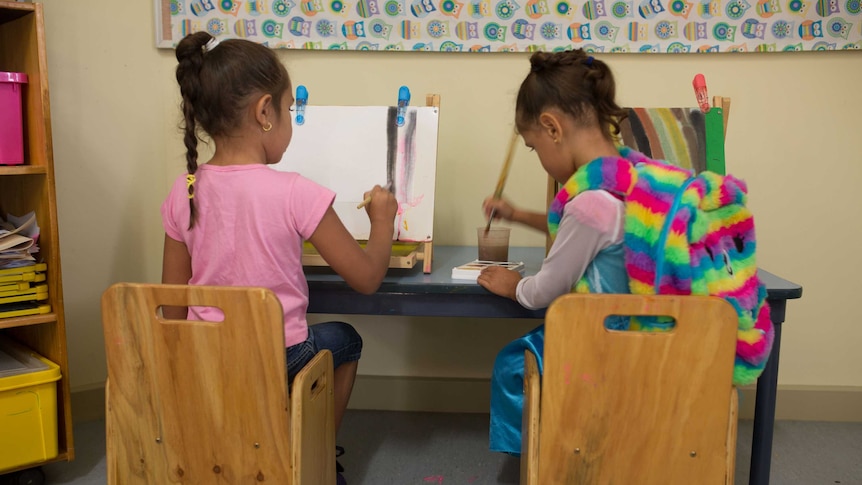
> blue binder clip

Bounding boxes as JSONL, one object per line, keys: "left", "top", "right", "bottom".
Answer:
{"left": 295, "top": 85, "right": 308, "bottom": 125}
{"left": 396, "top": 85, "right": 410, "bottom": 127}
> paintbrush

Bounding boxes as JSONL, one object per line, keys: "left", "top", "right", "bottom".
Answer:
{"left": 357, "top": 182, "right": 393, "bottom": 209}
{"left": 485, "top": 129, "right": 519, "bottom": 233}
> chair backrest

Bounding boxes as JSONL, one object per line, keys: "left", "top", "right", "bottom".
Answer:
{"left": 537, "top": 294, "right": 738, "bottom": 484}
{"left": 102, "top": 283, "right": 294, "bottom": 483}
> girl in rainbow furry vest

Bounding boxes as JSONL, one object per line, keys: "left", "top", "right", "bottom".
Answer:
{"left": 478, "top": 48, "right": 635, "bottom": 456}
{"left": 479, "top": 50, "right": 773, "bottom": 457}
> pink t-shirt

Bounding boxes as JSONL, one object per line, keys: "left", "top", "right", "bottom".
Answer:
{"left": 161, "top": 164, "right": 335, "bottom": 347}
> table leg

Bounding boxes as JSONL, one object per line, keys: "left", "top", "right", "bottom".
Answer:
{"left": 749, "top": 299, "right": 785, "bottom": 485}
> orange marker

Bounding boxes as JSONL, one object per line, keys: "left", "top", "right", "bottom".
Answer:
{"left": 693, "top": 74, "right": 710, "bottom": 113}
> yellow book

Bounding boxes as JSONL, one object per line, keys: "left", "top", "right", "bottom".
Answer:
{"left": 0, "top": 263, "right": 47, "bottom": 284}
{"left": 0, "top": 263, "right": 46, "bottom": 276}
{"left": 0, "top": 302, "right": 51, "bottom": 319}
{"left": 0, "top": 274, "right": 45, "bottom": 291}
{"left": 0, "top": 285, "right": 48, "bottom": 305}
{"left": 0, "top": 283, "right": 47, "bottom": 298}
{"left": 0, "top": 282, "right": 31, "bottom": 292}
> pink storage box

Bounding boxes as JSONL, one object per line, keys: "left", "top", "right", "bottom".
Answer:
{"left": 0, "top": 72, "right": 28, "bottom": 165}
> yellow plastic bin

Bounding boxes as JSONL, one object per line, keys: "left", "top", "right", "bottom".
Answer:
{"left": 0, "top": 336, "right": 61, "bottom": 472}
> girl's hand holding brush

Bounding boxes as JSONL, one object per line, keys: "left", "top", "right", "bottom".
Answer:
{"left": 483, "top": 197, "right": 515, "bottom": 222}
{"left": 360, "top": 183, "right": 397, "bottom": 224}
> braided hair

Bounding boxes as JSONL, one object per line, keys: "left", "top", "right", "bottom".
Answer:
{"left": 515, "top": 49, "right": 627, "bottom": 140}
{"left": 174, "top": 32, "right": 291, "bottom": 229}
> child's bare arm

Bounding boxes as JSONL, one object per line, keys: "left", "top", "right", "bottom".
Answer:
{"left": 511, "top": 208, "right": 550, "bottom": 234}
{"left": 483, "top": 196, "right": 549, "bottom": 234}
{"left": 309, "top": 187, "right": 397, "bottom": 294}
{"left": 161, "top": 234, "right": 192, "bottom": 319}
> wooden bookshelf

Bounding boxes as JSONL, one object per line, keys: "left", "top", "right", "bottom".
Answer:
{"left": 0, "top": 1, "right": 74, "bottom": 478}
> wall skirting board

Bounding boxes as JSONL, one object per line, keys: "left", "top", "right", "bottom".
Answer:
{"left": 72, "top": 377, "right": 862, "bottom": 424}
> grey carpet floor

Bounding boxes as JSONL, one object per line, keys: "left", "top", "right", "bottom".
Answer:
{"left": 34, "top": 411, "right": 862, "bottom": 484}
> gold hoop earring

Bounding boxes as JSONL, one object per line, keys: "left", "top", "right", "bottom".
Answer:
{"left": 262, "top": 121, "right": 273, "bottom": 132}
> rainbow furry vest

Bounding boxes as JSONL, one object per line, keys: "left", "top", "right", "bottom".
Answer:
{"left": 548, "top": 147, "right": 773, "bottom": 386}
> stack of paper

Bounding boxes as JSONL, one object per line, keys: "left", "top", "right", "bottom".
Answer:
{"left": 0, "top": 213, "right": 49, "bottom": 318}
{"left": 0, "top": 212, "right": 39, "bottom": 269}
{"left": 451, "top": 260, "right": 526, "bottom": 282}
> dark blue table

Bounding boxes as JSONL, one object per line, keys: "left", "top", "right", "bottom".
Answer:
{"left": 305, "top": 245, "right": 802, "bottom": 485}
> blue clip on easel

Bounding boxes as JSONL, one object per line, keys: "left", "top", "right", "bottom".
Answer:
{"left": 295, "top": 85, "right": 308, "bottom": 125}
{"left": 396, "top": 86, "right": 410, "bottom": 127}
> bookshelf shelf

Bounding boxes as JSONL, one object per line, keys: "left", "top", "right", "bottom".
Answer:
{"left": 0, "top": 313, "right": 56, "bottom": 330}
{"left": 0, "top": 166, "right": 47, "bottom": 176}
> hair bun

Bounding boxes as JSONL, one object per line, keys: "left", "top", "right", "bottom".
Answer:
{"left": 176, "top": 31, "right": 212, "bottom": 64}
{"left": 529, "top": 49, "right": 591, "bottom": 74}
{"left": 529, "top": 51, "right": 551, "bottom": 73}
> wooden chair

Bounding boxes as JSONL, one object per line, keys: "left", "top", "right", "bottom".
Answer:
{"left": 101, "top": 283, "right": 335, "bottom": 484}
{"left": 522, "top": 294, "right": 739, "bottom": 485}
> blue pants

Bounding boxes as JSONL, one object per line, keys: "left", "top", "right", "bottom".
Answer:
{"left": 489, "top": 323, "right": 545, "bottom": 456}
{"left": 286, "top": 321, "right": 362, "bottom": 384}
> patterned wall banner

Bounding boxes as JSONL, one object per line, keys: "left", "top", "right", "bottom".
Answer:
{"left": 156, "top": 0, "right": 862, "bottom": 52}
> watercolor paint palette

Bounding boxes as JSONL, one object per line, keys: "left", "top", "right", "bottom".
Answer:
{"left": 451, "top": 260, "right": 525, "bottom": 282}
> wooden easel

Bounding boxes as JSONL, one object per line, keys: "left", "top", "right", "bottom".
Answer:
{"left": 301, "top": 94, "right": 440, "bottom": 274}
{"left": 302, "top": 240, "right": 434, "bottom": 273}
{"left": 713, "top": 96, "right": 731, "bottom": 136}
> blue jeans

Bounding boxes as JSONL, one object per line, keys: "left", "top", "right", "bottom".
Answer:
{"left": 286, "top": 321, "right": 362, "bottom": 384}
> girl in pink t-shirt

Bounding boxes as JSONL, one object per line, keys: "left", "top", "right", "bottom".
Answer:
{"left": 162, "top": 32, "right": 397, "bottom": 484}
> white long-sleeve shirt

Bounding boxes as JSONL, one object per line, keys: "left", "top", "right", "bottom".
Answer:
{"left": 515, "top": 190, "right": 626, "bottom": 310}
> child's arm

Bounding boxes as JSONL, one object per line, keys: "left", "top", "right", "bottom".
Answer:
{"left": 483, "top": 196, "right": 549, "bottom": 235}
{"left": 161, "top": 234, "right": 192, "bottom": 319}
{"left": 476, "top": 265, "right": 522, "bottom": 299}
{"left": 479, "top": 192, "right": 625, "bottom": 308}
{"left": 478, "top": 220, "right": 602, "bottom": 306}
{"left": 308, "top": 186, "right": 397, "bottom": 295}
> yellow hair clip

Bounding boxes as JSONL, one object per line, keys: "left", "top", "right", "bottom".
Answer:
{"left": 186, "top": 173, "right": 196, "bottom": 199}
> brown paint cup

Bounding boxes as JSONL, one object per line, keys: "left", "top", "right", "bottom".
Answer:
{"left": 477, "top": 227, "right": 510, "bottom": 262}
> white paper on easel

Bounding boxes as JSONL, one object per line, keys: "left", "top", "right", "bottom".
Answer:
{"left": 271, "top": 106, "right": 438, "bottom": 242}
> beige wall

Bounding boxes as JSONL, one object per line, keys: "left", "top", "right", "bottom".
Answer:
{"left": 41, "top": 0, "right": 862, "bottom": 401}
